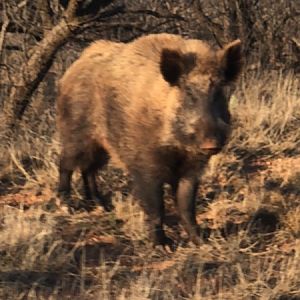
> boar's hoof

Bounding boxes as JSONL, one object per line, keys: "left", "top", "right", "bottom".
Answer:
{"left": 57, "top": 191, "right": 73, "bottom": 206}
{"left": 99, "top": 197, "right": 114, "bottom": 212}
{"left": 153, "top": 235, "right": 177, "bottom": 253}
{"left": 93, "top": 193, "right": 114, "bottom": 212}
{"left": 80, "top": 196, "right": 113, "bottom": 212}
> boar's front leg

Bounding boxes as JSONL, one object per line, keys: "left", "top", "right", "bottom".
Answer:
{"left": 132, "top": 172, "right": 175, "bottom": 251}
{"left": 176, "top": 175, "right": 201, "bottom": 245}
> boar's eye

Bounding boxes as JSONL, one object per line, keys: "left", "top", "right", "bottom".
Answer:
{"left": 185, "top": 84, "right": 199, "bottom": 106}
{"left": 187, "top": 97, "right": 197, "bottom": 106}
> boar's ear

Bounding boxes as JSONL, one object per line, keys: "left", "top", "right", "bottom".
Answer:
{"left": 160, "top": 49, "right": 196, "bottom": 85}
{"left": 219, "top": 39, "right": 243, "bottom": 82}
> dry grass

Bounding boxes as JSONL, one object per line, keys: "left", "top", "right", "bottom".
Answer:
{"left": 0, "top": 71, "right": 299, "bottom": 299}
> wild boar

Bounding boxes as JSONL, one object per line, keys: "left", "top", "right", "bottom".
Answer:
{"left": 56, "top": 33, "right": 242, "bottom": 249}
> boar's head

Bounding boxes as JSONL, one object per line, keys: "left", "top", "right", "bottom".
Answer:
{"left": 160, "top": 40, "right": 242, "bottom": 155}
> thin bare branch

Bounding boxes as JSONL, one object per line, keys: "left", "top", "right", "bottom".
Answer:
{"left": 291, "top": 38, "right": 300, "bottom": 49}
{"left": 125, "top": 9, "right": 186, "bottom": 22}
{"left": 37, "top": 0, "right": 54, "bottom": 32}
{"left": 64, "top": 0, "right": 79, "bottom": 20}
{"left": 0, "top": 2, "right": 9, "bottom": 59}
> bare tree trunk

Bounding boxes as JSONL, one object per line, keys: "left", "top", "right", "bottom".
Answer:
{"left": 3, "top": 0, "right": 80, "bottom": 136}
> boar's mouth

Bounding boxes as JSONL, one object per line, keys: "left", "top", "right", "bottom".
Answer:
{"left": 199, "top": 147, "right": 222, "bottom": 156}
{"left": 198, "top": 137, "right": 225, "bottom": 156}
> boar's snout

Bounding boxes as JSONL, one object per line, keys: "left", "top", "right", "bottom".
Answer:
{"left": 198, "top": 120, "right": 230, "bottom": 156}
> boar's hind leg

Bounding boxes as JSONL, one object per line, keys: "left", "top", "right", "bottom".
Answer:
{"left": 176, "top": 176, "right": 201, "bottom": 246}
{"left": 133, "top": 172, "right": 175, "bottom": 251}
{"left": 82, "top": 171, "right": 98, "bottom": 199}
{"left": 81, "top": 147, "right": 111, "bottom": 210}
{"left": 58, "top": 152, "right": 74, "bottom": 199}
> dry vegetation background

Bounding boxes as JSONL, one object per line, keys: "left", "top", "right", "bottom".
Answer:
{"left": 0, "top": 0, "right": 300, "bottom": 299}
